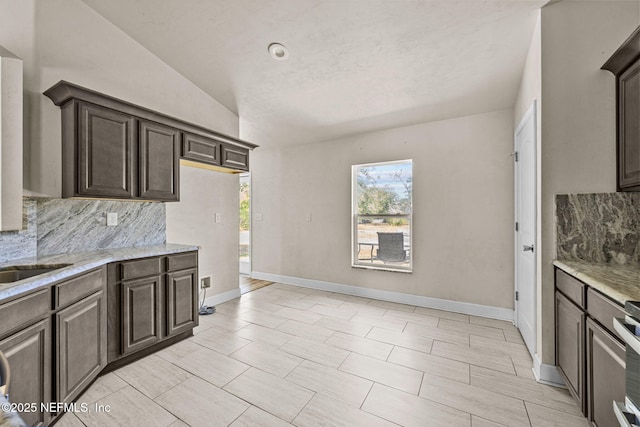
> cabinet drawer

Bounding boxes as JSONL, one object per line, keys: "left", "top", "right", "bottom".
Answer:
{"left": 120, "top": 257, "right": 162, "bottom": 281}
{"left": 55, "top": 268, "right": 104, "bottom": 309}
{"left": 221, "top": 144, "right": 249, "bottom": 171}
{"left": 0, "top": 289, "right": 50, "bottom": 337}
{"left": 167, "top": 252, "right": 197, "bottom": 272}
{"left": 587, "top": 288, "right": 626, "bottom": 342}
{"left": 555, "top": 269, "right": 586, "bottom": 309}
{"left": 182, "top": 133, "right": 220, "bottom": 166}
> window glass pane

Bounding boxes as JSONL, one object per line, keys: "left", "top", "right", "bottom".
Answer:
{"left": 355, "top": 162, "right": 412, "bottom": 215}
{"left": 355, "top": 215, "right": 411, "bottom": 269}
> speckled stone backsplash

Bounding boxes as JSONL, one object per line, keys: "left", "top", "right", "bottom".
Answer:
{"left": 0, "top": 197, "right": 166, "bottom": 261}
{"left": 556, "top": 193, "right": 640, "bottom": 265}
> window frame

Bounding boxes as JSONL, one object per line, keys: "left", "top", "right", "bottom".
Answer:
{"left": 351, "top": 159, "right": 413, "bottom": 273}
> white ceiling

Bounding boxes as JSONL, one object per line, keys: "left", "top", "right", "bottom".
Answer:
{"left": 80, "top": 0, "right": 546, "bottom": 148}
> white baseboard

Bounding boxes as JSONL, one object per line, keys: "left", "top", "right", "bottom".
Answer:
{"left": 251, "top": 271, "right": 515, "bottom": 322}
{"left": 533, "top": 353, "right": 565, "bottom": 387}
{"left": 202, "top": 287, "right": 241, "bottom": 307}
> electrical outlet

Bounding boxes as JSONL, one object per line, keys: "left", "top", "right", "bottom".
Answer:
{"left": 201, "top": 276, "right": 211, "bottom": 289}
{"left": 215, "top": 213, "right": 221, "bottom": 223}
{"left": 106, "top": 213, "right": 118, "bottom": 226}
{"left": 305, "top": 213, "right": 312, "bottom": 222}
{"left": 255, "top": 213, "right": 263, "bottom": 221}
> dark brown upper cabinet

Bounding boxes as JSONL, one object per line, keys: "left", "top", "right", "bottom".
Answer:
{"left": 603, "top": 26, "right": 640, "bottom": 191}
{"left": 44, "top": 81, "right": 258, "bottom": 201}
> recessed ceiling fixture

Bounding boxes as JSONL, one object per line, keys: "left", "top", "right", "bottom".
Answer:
{"left": 268, "top": 43, "right": 289, "bottom": 61}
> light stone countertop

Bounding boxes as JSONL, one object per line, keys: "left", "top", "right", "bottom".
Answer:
{"left": 553, "top": 259, "right": 640, "bottom": 305}
{"left": 0, "top": 243, "right": 199, "bottom": 302}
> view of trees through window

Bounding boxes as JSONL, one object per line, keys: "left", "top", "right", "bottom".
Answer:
{"left": 353, "top": 160, "right": 412, "bottom": 271}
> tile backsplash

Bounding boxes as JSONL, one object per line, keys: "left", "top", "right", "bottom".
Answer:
{"left": 556, "top": 192, "right": 640, "bottom": 265}
{"left": 0, "top": 197, "right": 166, "bottom": 262}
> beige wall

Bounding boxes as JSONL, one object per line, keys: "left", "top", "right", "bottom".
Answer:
{"left": 538, "top": 1, "right": 639, "bottom": 365}
{"left": 251, "top": 109, "right": 515, "bottom": 309}
{"left": 0, "top": 0, "right": 242, "bottom": 296}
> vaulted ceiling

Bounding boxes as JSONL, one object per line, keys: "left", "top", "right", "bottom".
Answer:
{"left": 81, "top": 0, "right": 546, "bottom": 147}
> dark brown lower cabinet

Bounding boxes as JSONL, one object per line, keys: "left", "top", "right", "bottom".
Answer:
{"left": 56, "top": 290, "right": 106, "bottom": 406}
{"left": 121, "top": 275, "right": 162, "bottom": 355}
{"left": 586, "top": 318, "right": 625, "bottom": 427}
{"left": 0, "top": 319, "right": 51, "bottom": 426}
{"left": 166, "top": 268, "right": 197, "bottom": 337}
{"left": 555, "top": 290, "right": 586, "bottom": 412}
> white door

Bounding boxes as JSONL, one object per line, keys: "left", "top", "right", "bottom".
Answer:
{"left": 515, "top": 101, "right": 537, "bottom": 358}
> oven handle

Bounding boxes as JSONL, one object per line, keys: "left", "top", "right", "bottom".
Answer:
{"left": 614, "top": 317, "right": 640, "bottom": 355}
{"left": 614, "top": 401, "right": 640, "bottom": 427}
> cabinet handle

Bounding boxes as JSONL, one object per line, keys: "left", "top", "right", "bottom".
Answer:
{"left": 613, "top": 401, "right": 639, "bottom": 427}
{"left": 614, "top": 317, "right": 640, "bottom": 355}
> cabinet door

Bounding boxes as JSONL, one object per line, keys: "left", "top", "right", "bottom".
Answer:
{"left": 556, "top": 291, "right": 586, "bottom": 414}
{"left": 586, "top": 318, "right": 625, "bottom": 427}
{"left": 221, "top": 144, "right": 249, "bottom": 171}
{"left": 56, "top": 291, "right": 106, "bottom": 405}
{"left": 618, "top": 60, "right": 640, "bottom": 191}
{"left": 121, "top": 276, "right": 162, "bottom": 354}
{"left": 166, "top": 268, "right": 198, "bottom": 336}
{"left": 182, "top": 132, "right": 220, "bottom": 166}
{"left": 0, "top": 320, "right": 50, "bottom": 426}
{"left": 138, "top": 119, "right": 180, "bottom": 201}
{"left": 77, "top": 102, "right": 135, "bottom": 198}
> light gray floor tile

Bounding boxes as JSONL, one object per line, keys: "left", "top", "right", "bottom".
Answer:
{"left": 438, "top": 318, "right": 506, "bottom": 340}
{"left": 274, "top": 306, "right": 324, "bottom": 324}
{"left": 366, "top": 300, "right": 416, "bottom": 313}
{"left": 366, "top": 327, "right": 434, "bottom": 354}
{"left": 238, "top": 308, "right": 288, "bottom": 328}
{"left": 352, "top": 313, "right": 407, "bottom": 332}
{"left": 414, "top": 306, "right": 470, "bottom": 322}
{"left": 294, "top": 394, "right": 397, "bottom": 427}
{"left": 114, "top": 354, "right": 192, "bottom": 399}
{"left": 362, "top": 383, "right": 471, "bottom": 427}
{"left": 526, "top": 402, "right": 590, "bottom": 427}
{"left": 503, "top": 327, "right": 526, "bottom": 345}
{"left": 168, "top": 420, "right": 190, "bottom": 427}
{"left": 325, "top": 331, "right": 394, "bottom": 360}
{"left": 276, "top": 319, "right": 335, "bottom": 342}
{"left": 403, "top": 322, "right": 470, "bottom": 345}
{"left": 383, "top": 310, "right": 439, "bottom": 327}
{"left": 54, "top": 412, "right": 85, "bottom": 427}
{"left": 300, "top": 294, "right": 343, "bottom": 307}
{"left": 236, "top": 323, "right": 295, "bottom": 347}
{"left": 174, "top": 346, "right": 249, "bottom": 387}
{"left": 230, "top": 406, "right": 291, "bottom": 427}
{"left": 339, "top": 352, "right": 423, "bottom": 394}
{"left": 155, "top": 376, "right": 249, "bottom": 427}
{"left": 388, "top": 346, "right": 470, "bottom": 384}
{"left": 280, "top": 336, "right": 350, "bottom": 368}
{"left": 470, "top": 366, "right": 582, "bottom": 416}
{"left": 419, "top": 373, "right": 529, "bottom": 427}
{"left": 155, "top": 338, "right": 204, "bottom": 364}
{"left": 76, "top": 372, "right": 128, "bottom": 404}
{"left": 191, "top": 326, "right": 251, "bottom": 355}
{"left": 197, "top": 312, "right": 250, "bottom": 332}
{"left": 76, "top": 385, "right": 176, "bottom": 427}
{"left": 230, "top": 341, "right": 303, "bottom": 378}
{"left": 286, "top": 360, "right": 373, "bottom": 407}
{"left": 240, "top": 298, "right": 285, "bottom": 313}
{"left": 471, "top": 416, "right": 507, "bottom": 427}
{"left": 338, "top": 301, "right": 389, "bottom": 316}
{"left": 431, "top": 341, "right": 515, "bottom": 375}
{"left": 469, "top": 335, "right": 530, "bottom": 359}
{"left": 315, "top": 316, "right": 373, "bottom": 337}
{"left": 469, "top": 315, "right": 516, "bottom": 330}
{"left": 308, "top": 304, "right": 357, "bottom": 320}
{"left": 512, "top": 354, "right": 535, "bottom": 379}
{"left": 223, "top": 368, "right": 314, "bottom": 422}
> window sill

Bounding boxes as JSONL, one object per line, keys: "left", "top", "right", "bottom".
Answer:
{"left": 352, "top": 264, "right": 412, "bottom": 273}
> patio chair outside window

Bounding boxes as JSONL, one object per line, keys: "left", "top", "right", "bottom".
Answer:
{"left": 376, "top": 232, "right": 407, "bottom": 262}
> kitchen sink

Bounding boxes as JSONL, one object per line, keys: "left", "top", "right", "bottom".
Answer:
{"left": 0, "top": 264, "right": 72, "bottom": 284}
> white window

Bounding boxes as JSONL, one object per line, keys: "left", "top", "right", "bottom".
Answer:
{"left": 352, "top": 160, "right": 412, "bottom": 272}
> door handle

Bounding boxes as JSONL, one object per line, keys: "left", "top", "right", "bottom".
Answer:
{"left": 522, "top": 245, "right": 534, "bottom": 252}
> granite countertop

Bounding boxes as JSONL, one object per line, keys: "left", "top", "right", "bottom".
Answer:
{"left": 0, "top": 243, "right": 199, "bottom": 301}
{"left": 553, "top": 259, "right": 640, "bottom": 305}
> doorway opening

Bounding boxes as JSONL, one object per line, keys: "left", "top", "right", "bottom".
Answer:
{"left": 239, "top": 173, "right": 251, "bottom": 276}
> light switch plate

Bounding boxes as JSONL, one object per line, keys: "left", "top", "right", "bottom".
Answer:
{"left": 215, "top": 213, "right": 221, "bottom": 223}
{"left": 306, "top": 213, "right": 312, "bottom": 222}
{"left": 255, "top": 213, "right": 263, "bottom": 221}
{"left": 106, "top": 213, "right": 118, "bottom": 226}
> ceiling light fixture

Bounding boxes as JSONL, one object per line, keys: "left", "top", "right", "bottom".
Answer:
{"left": 268, "top": 43, "right": 289, "bottom": 61}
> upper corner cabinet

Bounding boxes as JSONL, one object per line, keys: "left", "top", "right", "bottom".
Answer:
{"left": 603, "top": 26, "right": 640, "bottom": 192}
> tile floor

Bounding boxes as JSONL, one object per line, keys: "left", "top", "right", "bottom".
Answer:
{"left": 56, "top": 283, "right": 589, "bottom": 427}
